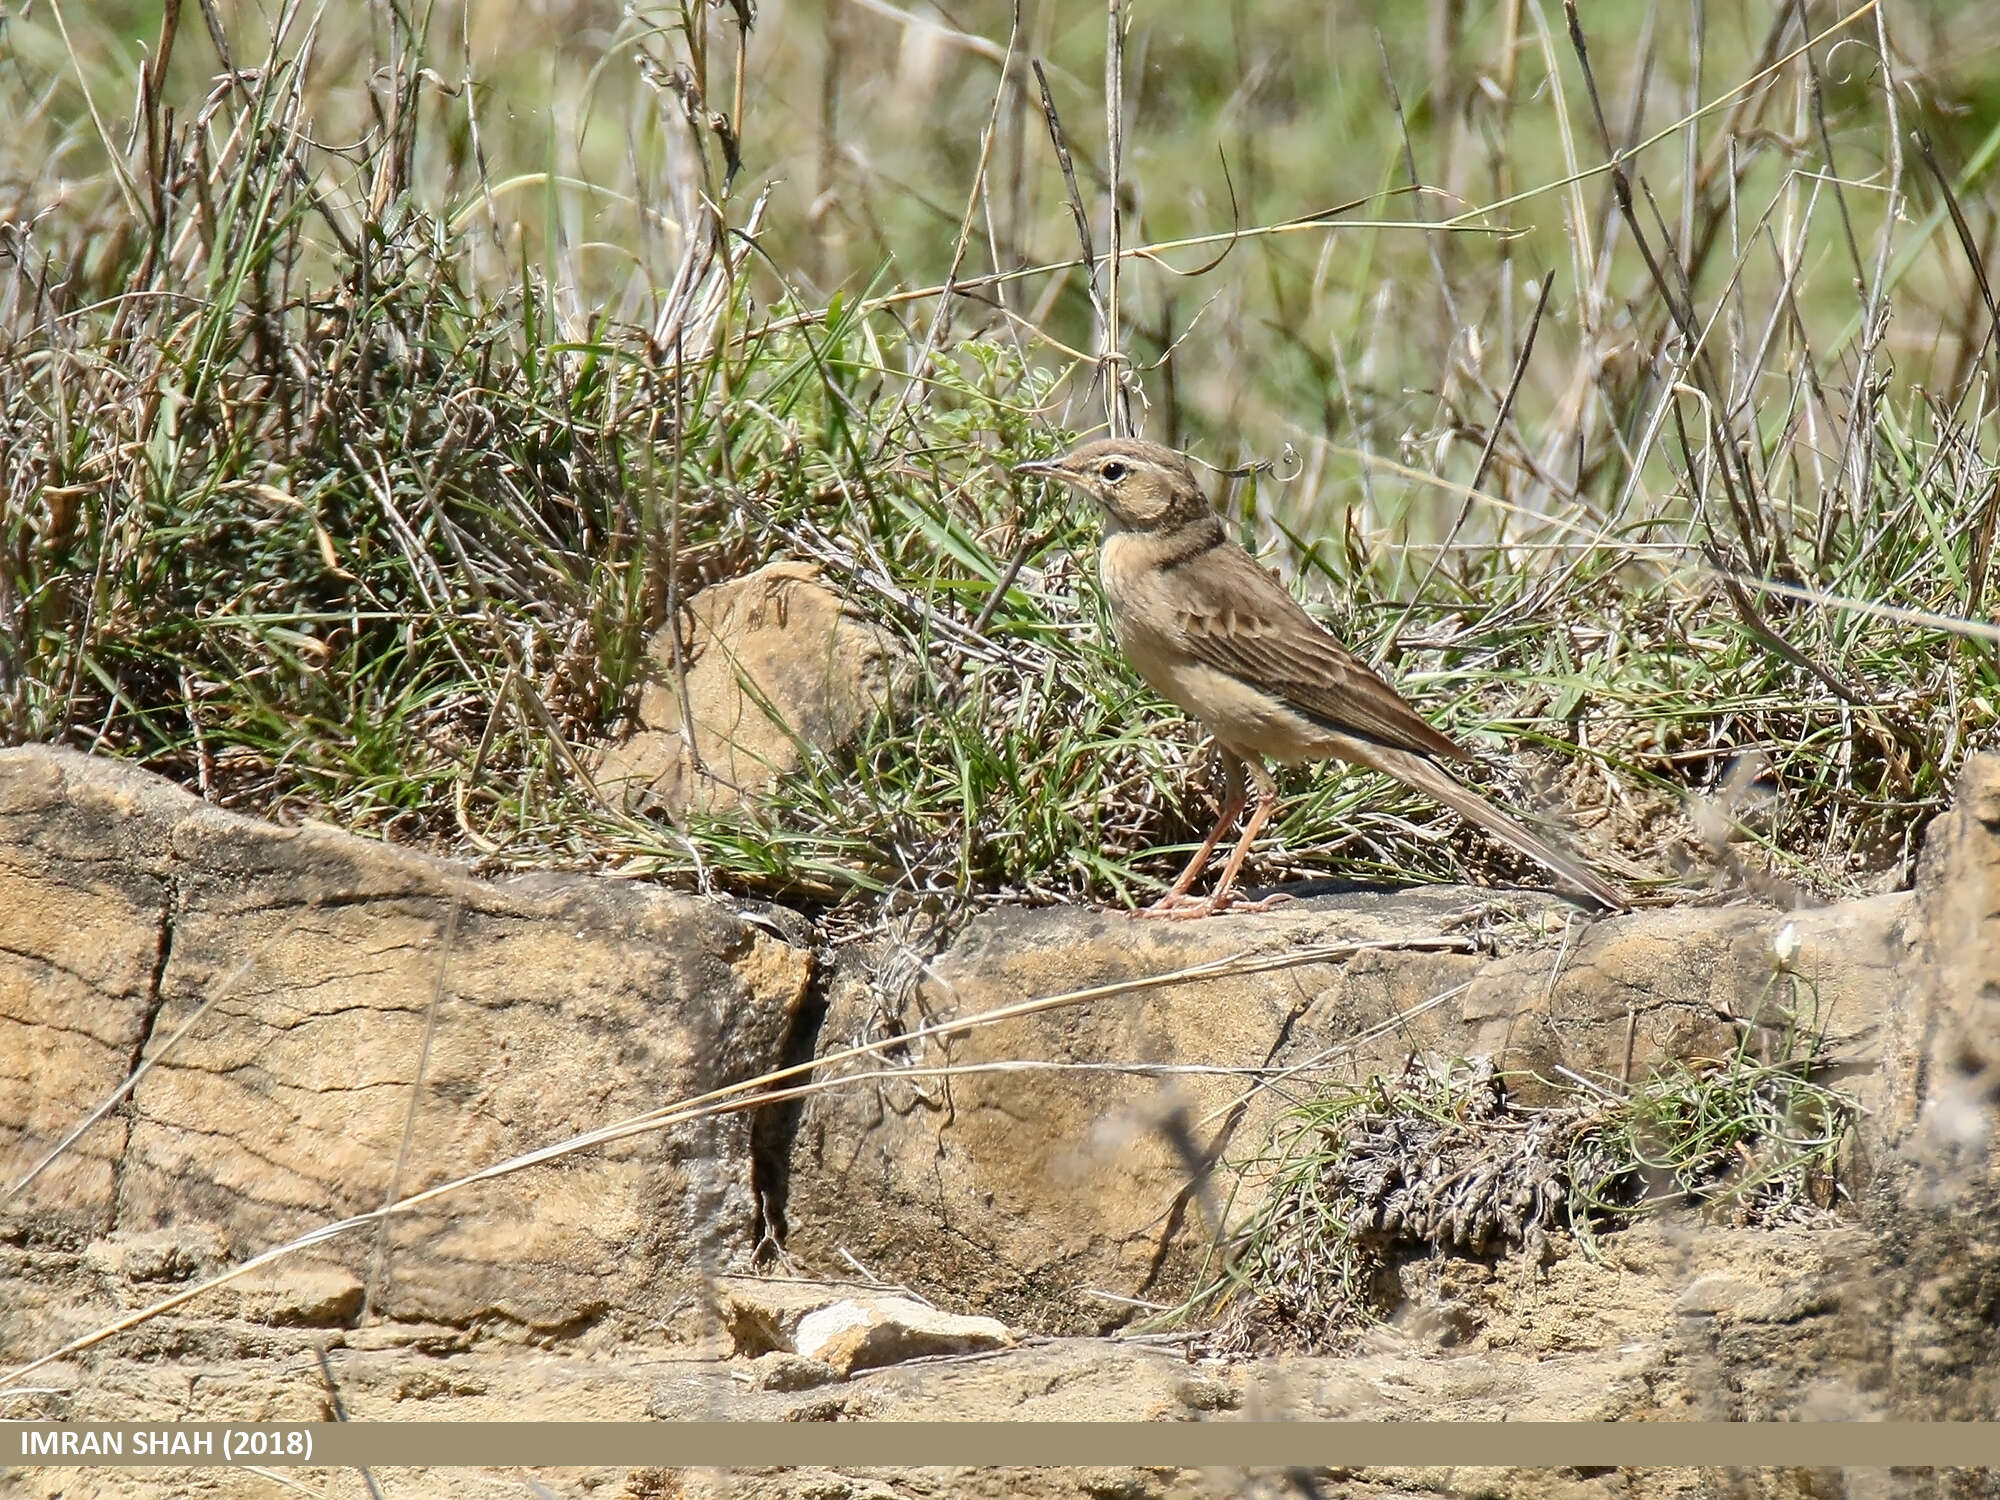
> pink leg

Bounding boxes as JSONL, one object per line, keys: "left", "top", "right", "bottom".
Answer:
{"left": 1136, "top": 755, "right": 1246, "bottom": 918}
{"left": 1171, "top": 761, "right": 1290, "bottom": 920}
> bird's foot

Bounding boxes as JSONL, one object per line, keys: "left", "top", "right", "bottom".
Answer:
{"left": 1180, "top": 889, "right": 1297, "bottom": 920}
{"left": 1134, "top": 889, "right": 1297, "bottom": 921}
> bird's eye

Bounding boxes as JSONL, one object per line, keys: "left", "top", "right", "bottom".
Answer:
{"left": 1099, "top": 460, "right": 1128, "bottom": 482}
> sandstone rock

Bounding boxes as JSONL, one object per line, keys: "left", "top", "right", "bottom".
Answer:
{"left": 714, "top": 1273, "right": 871, "bottom": 1355}
{"left": 15, "top": 740, "right": 2000, "bottom": 1493}
{"left": 594, "top": 560, "right": 908, "bottom": 819}
{"left": 1903, "top": 752, "right": 2000, "bottom": 1178}
{"left": 83, "top": 1231, "right": 360, "bottom": 1325}
{"left": 718, "top": 1273, "right": 1016, "bottom": 1373}
{"left": 744, "top": 1350, "right": 845, "bottom": 1390}
{"left": 0, "top": 1236, "right": 1874, "bottom": 1424}
{"left": 0, "top": 746, "right": 813, "bottom": 1348}
{"left": 787, "top": 883, "right": 1911, "bottom": 1333}
{"left": 213, "top": 1265, "right": 367, "bottom": 1327}
{"left": 0, "top": 761, "right": 174, "bottom": 1224}
{"left": 793, "top": 1295, "right": 1014, "bottom": 1374}
{"left": 82, "top": 1227, "right": 227, "bottom": 1285}
{"left": 1672, "top": 1273, "right": 1757, "bottom": 1317}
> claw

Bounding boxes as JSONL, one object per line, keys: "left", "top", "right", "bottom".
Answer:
{"left": 1138, "top": 888, "right": 1297, "bottom": 920}
{"left": 1223, "top": 890, "right": 1296, "bottom": 915}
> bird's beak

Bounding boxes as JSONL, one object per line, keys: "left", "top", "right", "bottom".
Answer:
{"left": 1011, "top": 458, "right": 1065, "bottom": 478}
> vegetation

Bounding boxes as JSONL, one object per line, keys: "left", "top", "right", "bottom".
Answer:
{"left": 3, "top": 1, "right": 1999, "bottom": 912}
{"left": 1191, "top": 987, "right": 1854, "bottom": 1350}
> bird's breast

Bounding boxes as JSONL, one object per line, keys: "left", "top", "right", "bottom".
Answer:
{"left": 1097, "top": 535, "right": 1331, "bottom": 764}
{"left": 1097, "top": 534, "right": 1177, "bottom": 676}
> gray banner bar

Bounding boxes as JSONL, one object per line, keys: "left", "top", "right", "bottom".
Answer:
{"left": 10, "top": 1423, "right": 2000, "bottom": 1468}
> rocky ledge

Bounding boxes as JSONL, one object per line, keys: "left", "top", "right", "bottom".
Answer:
{"left": 3, "top": 742, "right": 1998, "bottom": 1500}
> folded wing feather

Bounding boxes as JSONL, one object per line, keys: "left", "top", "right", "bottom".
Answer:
{"left": 1166, "top": 542, "right": 1473, "bottom": 764}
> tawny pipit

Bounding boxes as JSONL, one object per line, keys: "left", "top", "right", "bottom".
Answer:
{"left": 1015, "top": 438, "right": 1628, "bottom": 918}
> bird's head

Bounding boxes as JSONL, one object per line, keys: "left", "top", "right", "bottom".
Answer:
{"left": 1013, "top": 438, "right": 1212, "bottom": 532}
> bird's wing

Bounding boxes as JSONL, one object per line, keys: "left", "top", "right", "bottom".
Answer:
{"left": 1167, "top": 541, "right": 1473, "bottom": 763}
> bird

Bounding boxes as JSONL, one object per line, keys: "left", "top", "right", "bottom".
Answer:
{"left": 1012, "top": 437, "right": 1629, "bottom": 919}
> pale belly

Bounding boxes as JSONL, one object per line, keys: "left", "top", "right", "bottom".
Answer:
{"left": 1103, "top": 569, "right": 1335, "bottom": 765}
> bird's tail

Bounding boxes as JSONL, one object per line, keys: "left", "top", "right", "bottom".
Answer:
{"left": 1360, "top": 743, "right": 1631, "bottom": 912}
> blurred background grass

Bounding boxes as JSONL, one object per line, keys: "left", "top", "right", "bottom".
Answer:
{"left": 5, "top": 0, "right": 2000, "bottom": 912}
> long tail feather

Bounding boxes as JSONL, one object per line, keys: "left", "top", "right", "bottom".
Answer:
{"left": 1361, "top": 744, "right": 1630, "bottom": 912}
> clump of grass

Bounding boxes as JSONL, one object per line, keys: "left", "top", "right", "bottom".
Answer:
{"left": 2, "top": 1, "right": 1998, "bottom": 917}
{"left": 1195, "top": 1019, "right": 1853, "bottom": 1353}
{"left": 0, "top": 2, "right": 1113, "bottom": 891}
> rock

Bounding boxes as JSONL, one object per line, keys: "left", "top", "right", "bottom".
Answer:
{"left": 214, "top": 1266, "right": 367, "bottom": 1327}
{"left": 1673, "top": 1274, "right": 1756, "bottom": 1317}
{"left": 0, "top": 746, "right": 813, "bottom": 1348}
{"left": 594, "top": 561, "right": 908, "bottom": 820}
{"left": 715, "top": 1274, "right": 1017, "bottom": 1374}
{"left": 715, "top": 1273, "right": 869, "bottom": 1356}
{"left": 83, "top": 1227, "right": 227, "bottom": 1285}
{"left": 744, "top": 1350, "right": 845, "bottom": 1390}
{"left": 1904, "top": 752, "right": 2000, "bottom": 1176}
{"left": 81, "top": 1233, "right": 357, "bottom": 1325}
{"left": 793, "top": 1295, "right": 1014, "bottom": 1375}
{"left": 16, "top": 739, "right": 2000, "bottom": 1492}
{"left": 0, "top": 757, "right": 175, "bottom": 1225}
{"left": 787, "top": 884, "right": 1912, "bottom": 1333}
{"left": 5, "top": 1222, "right": 1916, "bottom": 1499}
